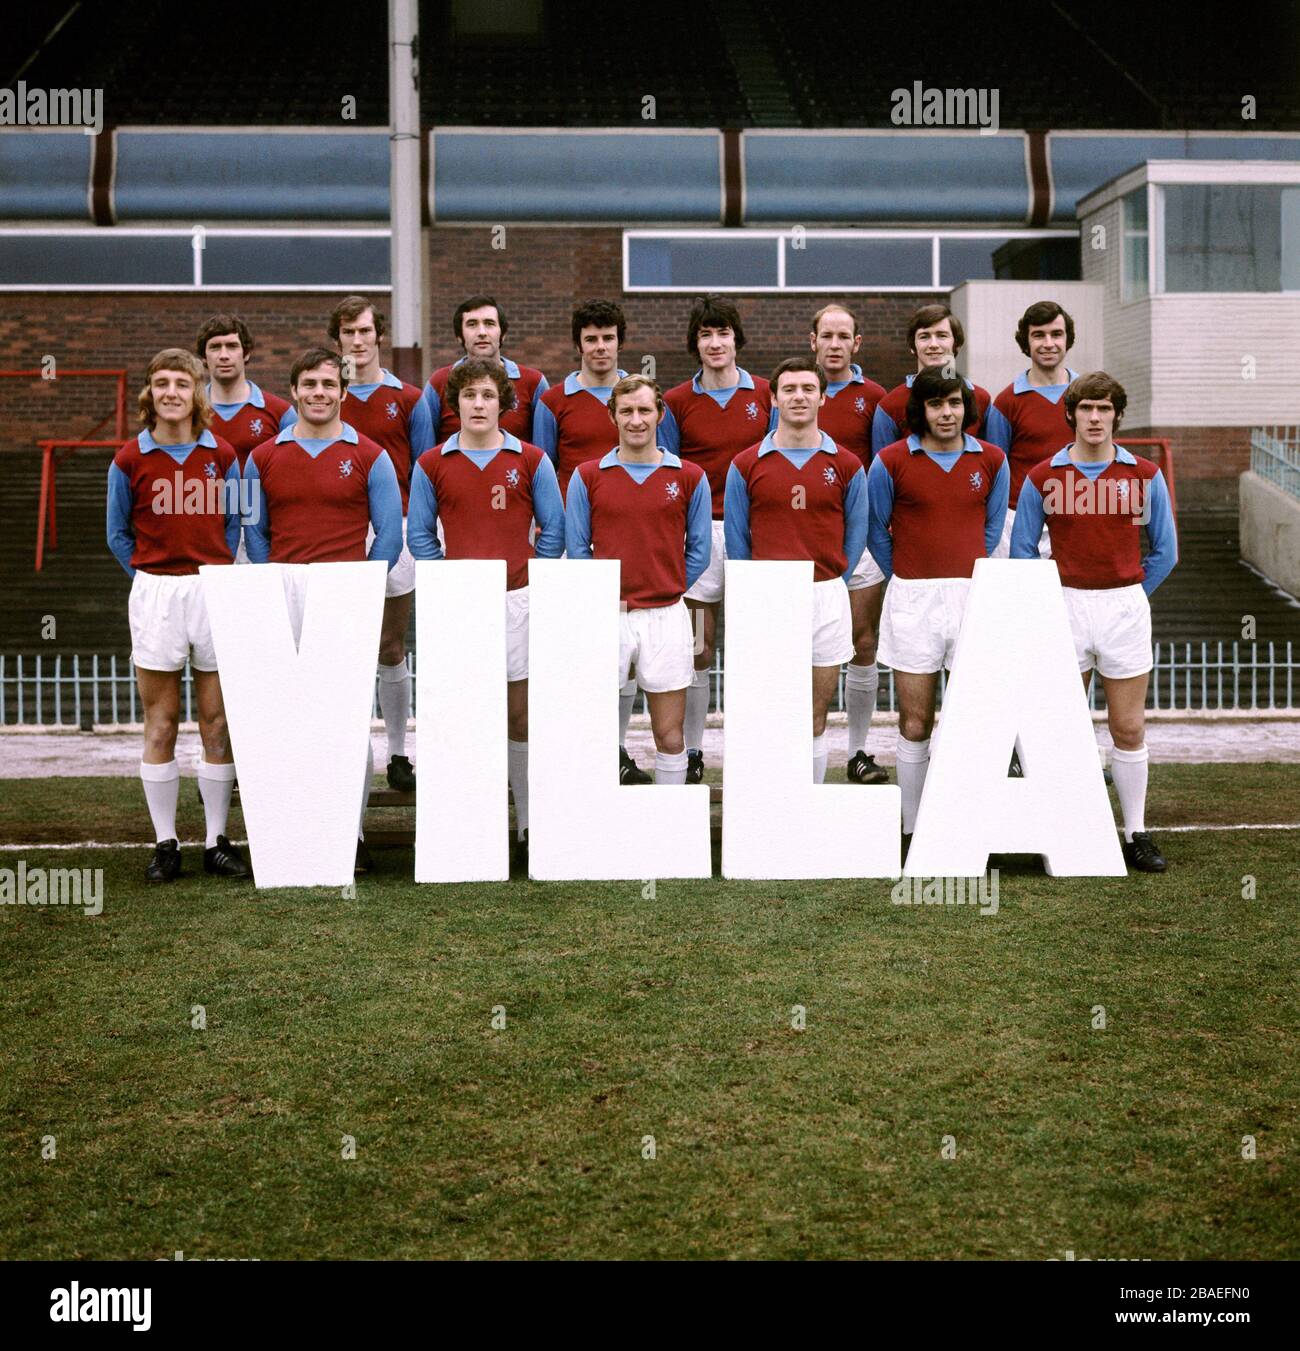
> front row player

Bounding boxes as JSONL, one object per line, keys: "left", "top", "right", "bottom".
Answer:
{"left": 566, "top": 376, "right": 712, "bottom": 784}
{"left": 867, "top": 369, "right": 1009, "bottom": 841}
{"left": 107, "top": 349, "right": 250, "bottom": 881}
{"left": 407, "top": 358, "right": 566, "bottom": 867}
{"left": 1011, "top": 372, "right": 1178, "bottom": 872}
{"left": 243, "top": 348, "right": 403, "bottom": 873}
{"left": 725, "top": 357, "right": 867, "bottom": 783}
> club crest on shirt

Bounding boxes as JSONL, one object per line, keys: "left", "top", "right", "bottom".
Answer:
{"left": 386, "top": 400, "right": 399, "bottom": 420}
{"left": 248, "top": 417, "right": 265, "bottom": 437}
{"left": 505, "top": 467, "right": 520, "bottom": 488}
{"left": 854, "top": 396, "right": 866, "bottom": 414}
{"left": 339, "top": 459, "right": 354, "bottom": 478}
{"left": 969, "top": 470, "right": 983, "bottom": 491}
{"left": 822, "top": 466, "right": 836, "bottom": 486}
{"left": 203, "top": 460, "right": 217, "bottom": 480}
{"left": 665, "top": 480, "right": 680, "bottom": 501}
{"left": 1115, "top": 480, "right": 1130, "bottom": 499}
{"left": 746, "top": 401, "right": 760, "bottom": 421}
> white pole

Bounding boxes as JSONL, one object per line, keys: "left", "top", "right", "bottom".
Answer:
{"left": 388, "top": 0, "right": 422, "bottom": 386}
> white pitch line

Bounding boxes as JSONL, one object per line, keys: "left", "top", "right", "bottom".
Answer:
{"left": 1, "top": 826, "right": 1298, "bottom": 852}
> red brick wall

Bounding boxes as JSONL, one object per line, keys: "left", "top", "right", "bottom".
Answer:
{"left": 1127, "top": 425, "right": 1251, "bottom": 482}
{"left": 424, "top": 226, "right": 931, "bottom": 390}
{"left": 0, "top": 294, "right": 329, "bottom": 455}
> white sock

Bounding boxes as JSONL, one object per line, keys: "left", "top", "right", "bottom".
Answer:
{"left": 655, "top": 749, "right": 689, "bottom": 785}
{"left": 1110, "top": 745, "right": 1149, "bottom": 841}
{"left": 359, "top": 741, "right": 374, "bottom": 840}
{"left": 619, "top": 678, "right": 637, "bottom": 748}
{"left": 196, "top": 757, "right": 236, "bottom": 848}
{"left": 895, "top": 735, "right": 931, "bottom": 835}
{"left": 684, "top": 669, "right": 710, "bottom": 754}
{"left": 812, "top": 733, "right": 828, "bottom": 784}
{"left": 378, "top": 660, "right": 410, "bottom": 759}
{"left": 845, "top": 663, "right": 879, "bottom": 756}
{"left": 508, "top": 739, "right": 529, "bottom": 836}
{"left": 140, "top": 759, "right": 180, "bottom": 843}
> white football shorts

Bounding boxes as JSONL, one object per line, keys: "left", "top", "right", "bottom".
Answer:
{"left": 619, "top": 599, "right": 695, "bottom": 693}
{"left": 129, "top": 570, "right": 218, "bottom": 673}
{"left": 683, "top": 519, "right": 725, "bottom": 604}
{"left": 812, "top": 577, "right": 855, "bottom": 667}
{"left": 877, "top": 575, "right": 971, "bottom": 674}
{"left": 1063, "top": 583, "right": 1153, "bottom": 679}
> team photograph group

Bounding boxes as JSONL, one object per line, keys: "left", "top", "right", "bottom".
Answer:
{"left": 108, "top": 291, "right": 1178, "bottom": 882}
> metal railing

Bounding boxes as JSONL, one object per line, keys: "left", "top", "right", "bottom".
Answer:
{"left": 2, "top": 643, "right": 1295, "bottom": 727}
{"left": 1250, "top": 426, "right": 1300, "bottom": 500}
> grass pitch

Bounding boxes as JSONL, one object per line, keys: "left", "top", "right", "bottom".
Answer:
{"left": 0, "top": 765, "right": 1297, "bottom": 1260}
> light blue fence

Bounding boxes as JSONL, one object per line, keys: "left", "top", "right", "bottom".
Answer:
{"left": 1, "top": 642, "right": 1294, "bottom": 727}
{"left": 1251, "top": 426, "right": 1300, "bottom": 499}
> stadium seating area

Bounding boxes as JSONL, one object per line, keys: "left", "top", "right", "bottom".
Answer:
{"left": 11, "top": 0, "right": 1299, "bottom": 130}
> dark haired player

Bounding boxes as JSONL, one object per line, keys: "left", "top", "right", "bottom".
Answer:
{"left": 870, "top": 302, "right": 1010, "bottom": 458}
{"left": 107, "top": 348, "right": 248, "bottom": 882}
{"left": 196, "top": 313, "right": 294, "bottom": 470}
{"left": 867, "top": 369, "right": 1008, "bottom": 842}
{"left": 408, "top": 358, "right": 565, "bottom": 867}
{"left": 532, "top": 299, "right": 646, "bottom": 782}
{"left": 660, "top": 295, "right": 772, "bottom": 784}
{"left": 566, "top": 376, "right": 712, "bottom": 786}
{"left": 243, "top": 347, "right": 403, "bottom": 871}
{"left": 1011, "top": 372, "right": 1177, "bottom": 873}
{"left": 318, "top": 295, "right": 433, "bottom": 793}
{"left": 725, "top": 357, "right": 867, "bottom": 783}
{"left": 990, "top": 300, "right": 1079, "bottom": 558}
{"left": 423, "top": 294, "right": 549, "bottom": 443}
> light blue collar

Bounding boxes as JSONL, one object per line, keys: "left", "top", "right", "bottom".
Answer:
{"left": 276, "top": 421, "right": 358, "bottom": 445}
{"left": 563, "top": 369, "right": 627, "bottom": 396}
{"left": 1012, "top": 368, "right": 1077, "bottom": 398}
{"left": 1050, "top": 444, "right": 1136, "bottom": 467}
{"left": 453, "top": 355, "right": 522, "bottom": 379}
{"left": 598, "top": 448, "right": 681, "bottom": 469}
{"left": 758, "top": 431, "right": 836, "bottom": 457}
{"left": 442, "top": 431, "right": 522, "bottom": 455}
{"left": 905, "top": 371, "right": 974, "bottom": 389}
{"left": 906, "top": 432, "right": 983, "bottom": 455}
{"left": 690, "top": 367, "right": 755, "bottom": 395}
{"left": 139, "top": 427, "right": 217, "bottom": 452}
{"left": 206, "top": 381, "right": 267, "bottom": 409}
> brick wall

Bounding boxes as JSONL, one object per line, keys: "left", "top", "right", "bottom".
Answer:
{"left": 0, "top": 294, "right": 330, "bottom": 455}
{"left": 425, "top": 227, "right": 931, "bottom": 390}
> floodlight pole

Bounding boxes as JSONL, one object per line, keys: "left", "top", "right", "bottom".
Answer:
{"left": 388, "top": 0, "right": 422, "bottom": 387}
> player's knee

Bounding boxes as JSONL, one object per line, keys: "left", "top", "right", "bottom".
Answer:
{"left": 899, "top": 711, "right": 932, "bottom": 742}
{"left": 508, "top": 711, "right": 528, "bottom": 741}
{"left": 199, "top": 711, "right": 230, "bottom": 760}
{"left": 853, "top": 634, "right": 877, "bottom": 665}
{"left": 1109, "top": 717, "right": 1145, "bottom": 751}
{"left": 378, "top": 637, "right": 406, "bottom": 667}
{"left": 655, "top": 725, "right": 685, "bottom": 756}
{"left": 143, "top": 712, "right": 179, "bottom": 756}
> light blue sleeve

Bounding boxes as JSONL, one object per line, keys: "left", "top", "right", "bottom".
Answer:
{"left": 532, "top": 398, "right": 558, "bottom": 464}
{"left": 657, "top": 405, "right": 680, "bottom": 457}
{"left": 280, "top": 404, "right": 297, "bottom": 431}
{"left": 767, "top": 404, "right": 779, "bottom": 435}
{"left": 407, "top": 394, "right": 436, "bottom": 467}
{"left": 531, "top": 454, "right": 566, "bottom": 559}
{"left": 532, "top": 372, "right": 550, "bottom": 411}
{"left": 865, "top": 456, "right": 896, "bottom": 580}
{"left": 982, "top": 400, "right": 1013, "bottom": 453}
{"left": 422, "top": 380, "right": 442, "bottom": 439}
{"left": 223, "top": 461, "right": 241, "bottom": 559}
{"left": 564, "top": 469, "right": 594, "bottom": 559}
{"left": 406, "top": 462, "right": 443, "bottom": 562}
{"left": 1009, "top": 477, "right": 1046, "bottom": 559}
{"left": 841, "top": 465, "right": 868, "bottom": 580}
{"left": 722, "top": 463, "right": 751, "bottom": 562}
{"left": 1140, "top": 469, "right": 1178, "bottom": 596}
{"left": 106, "top": 462, "right": 136, "bottom": 577}
{"left": 870, "top": 405, "right": 899, "bottom": 458}
{"left": 366, "top": 451, "right": 403, "bottom": 569}
{"left": 684, "top": 475, "right": 712, "bottom": 589}
{"left": 241, "top": 456, "right": 271, "bottom": 563}
{"left": 984, "top": 457, "right": 1010, "bottom": 556}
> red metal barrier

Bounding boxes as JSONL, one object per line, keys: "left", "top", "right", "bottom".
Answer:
{"left": 1121, "top": 438, "right": 1177, "bottom": 521}
{"left": 0, "top": 368, "right": 129, "bottom": 572}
